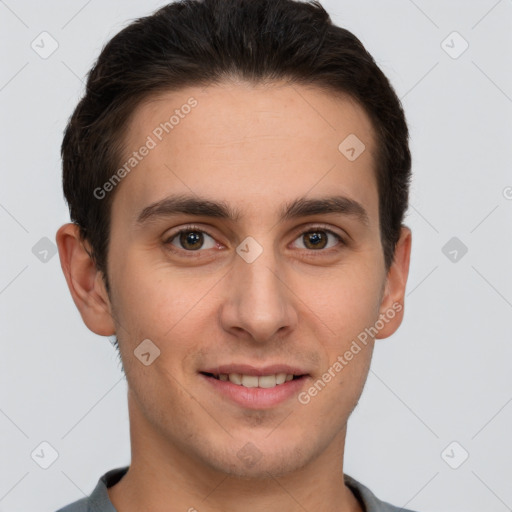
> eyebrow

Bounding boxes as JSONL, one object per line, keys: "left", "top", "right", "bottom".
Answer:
{"left": 135, "top": 193, "right": 369, "bottom": 227}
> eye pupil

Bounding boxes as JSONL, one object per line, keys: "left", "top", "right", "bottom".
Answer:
{"left": 304, "top": 231, "right": 327, "bottom": 249}
{"left": 180, "top": 231, "right": 203, "bottom": 250}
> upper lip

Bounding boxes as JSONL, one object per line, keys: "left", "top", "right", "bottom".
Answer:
{"left": 200, "top": 364, "right": 309, "bottom": 376}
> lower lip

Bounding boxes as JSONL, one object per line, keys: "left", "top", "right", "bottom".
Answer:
{"left": 200, "top": 373, "right": 309, "bottom": 409}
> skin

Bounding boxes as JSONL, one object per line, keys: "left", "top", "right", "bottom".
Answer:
{"left": 57, "top": 80, "right": 411, "bottom": 512}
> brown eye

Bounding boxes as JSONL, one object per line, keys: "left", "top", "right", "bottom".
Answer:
{"left": 179, "top": 231, "right": 203, "bottom": 250}
{"left": 292, "top": 228, "right": 344, "bottom": 251}
{"left": 303, "top": 231, "right": 328, "bottom": 250}
{"left": 167, "top": 229, "right": 217, "bottom": 251}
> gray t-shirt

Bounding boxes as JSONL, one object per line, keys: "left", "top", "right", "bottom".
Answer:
{"left": 55, "top": 466, "right": 418, "bottom": 512}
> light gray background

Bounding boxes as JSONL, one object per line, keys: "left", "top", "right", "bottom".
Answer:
{"left": 1, "top": 1, "right": 511, "bottom": 511}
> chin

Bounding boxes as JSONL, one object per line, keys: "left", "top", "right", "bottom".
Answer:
{"left": 199, "top": 440, "right": 312, "bottom": 480}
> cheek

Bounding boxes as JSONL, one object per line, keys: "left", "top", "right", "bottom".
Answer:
{"left": 110, "top": 255, "right": 223, "bottom": 361}
{"left": 297, "top": 264, "right": 383, "bottom": 342}
{"left": 311, "top": 267, "right": 382, "bottom": 407}
{"left": 296, "top": 337, "right": 373, "bottom": 434}
{"left": 110, "top": 249, "right": 184, "bottom": 323}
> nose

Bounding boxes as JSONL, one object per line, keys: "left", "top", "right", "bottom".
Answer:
{"left": 219, "top": 244, "right": 298, "bottom": 344}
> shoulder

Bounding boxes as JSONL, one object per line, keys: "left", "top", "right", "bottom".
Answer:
{"left": 54, "top": 466, "right": 129, "bottom": 512}
{"left": 344, "top": 473, "right": 420, "bottom": 512}
{"left": 54, "top": 496, "right": 89, "bottom": 512}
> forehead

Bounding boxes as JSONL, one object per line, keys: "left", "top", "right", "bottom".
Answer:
{"left": 112, "top": 81, "right": 379, "bottom": 226}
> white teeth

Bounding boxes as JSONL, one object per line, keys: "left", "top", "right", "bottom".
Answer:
{"left": 229, "top": 373, "right": 242, "bottom": 385}
{"left": 276, "top": 373, "right": 287, "bottom": 385}
{"left": 219, "top": 373, "right": 296, "bottom": 388}
{"left": 241, "top": 375, "right": 259, "bottom": 388}
{"left": 258, "top": 375, "right": 277, "bottom": 388}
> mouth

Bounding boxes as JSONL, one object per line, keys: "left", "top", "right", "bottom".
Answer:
{"left": 198, "top": 365, "right": 310, "bottom": 409}
{"left": 200, "top": 371, "right": 307, "bottom": 389}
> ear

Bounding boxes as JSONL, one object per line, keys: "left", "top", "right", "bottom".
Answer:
{"left": 56, "top": 223, "right": 116, "bottom": 336}
{"left": 375, "top": 226, "right": 412, "bottom": 340}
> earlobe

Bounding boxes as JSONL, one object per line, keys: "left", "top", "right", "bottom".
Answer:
{"left": 56, "top": 223, "right": 116, "bottom": 336}
{"left": 375, "top": 226, "right": 412, "bottom": 340}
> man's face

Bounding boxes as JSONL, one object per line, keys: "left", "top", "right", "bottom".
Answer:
{"left": 103, "top": 81, "right": 400, "bottom": 478}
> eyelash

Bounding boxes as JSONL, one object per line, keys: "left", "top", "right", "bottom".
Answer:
{"left": 163, "top": 224, "right": 346, "bottom": 256}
